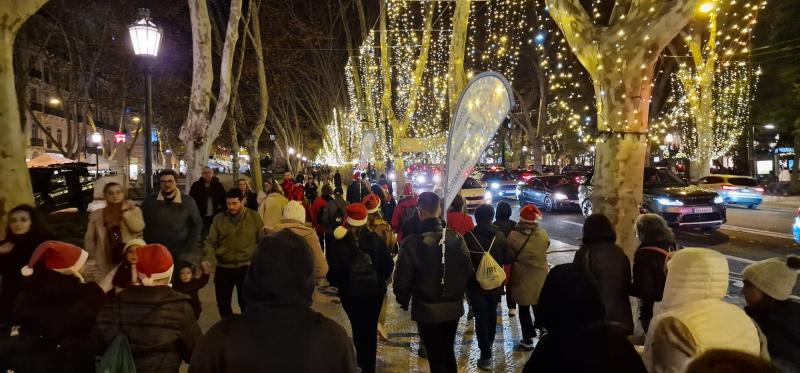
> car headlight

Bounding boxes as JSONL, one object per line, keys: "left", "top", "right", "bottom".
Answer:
{"left": 415, "top": 175, "right": 426, "bottom": 183}
{"left": 433, "top": 174, "right": 441, "bottom": 184}
{"left": 656, "top": 197, "right": 684, "bottom": 206}
{"left": 714, "top": 196, "right": 724, "bottom": 204}
{"left": 484, "top": 191, "right": 493, "bottom": 203}
{"left": 554, "top": 192, "right": 568, "bottom": 200}
{"left": 490, "top": 182, "right": 500, "bottom": 190}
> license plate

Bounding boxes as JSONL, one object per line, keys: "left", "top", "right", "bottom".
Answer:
{"left": 694, "top": 207, "right": 713, "bottom": 213}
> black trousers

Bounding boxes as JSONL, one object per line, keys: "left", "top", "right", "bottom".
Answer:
{"left": 417, "top": 320, "right": 459, "bottom": 373}
{"left": 214, "top": 266, "right": 248, "bottom": 317}
{"left": 468, "top": 292, "right": 501, "bottom": 359}
{"left": 341, "top": 294, "right": 384, "bottom": 373}
{"left": 518, "top": 304, "right": 537, "bottom": 342}
{"left": 201, "top": 215, "right": 214, "bottom": 239}
{"left": 505, "top": 285, "right": 516, "bottom": 310}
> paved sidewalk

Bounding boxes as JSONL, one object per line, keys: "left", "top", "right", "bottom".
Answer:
{"left": 191, "top": 241, "right": 579, "bottom": 373}
{"left": 761, "top": 195, "right": 800, "bottom": 211}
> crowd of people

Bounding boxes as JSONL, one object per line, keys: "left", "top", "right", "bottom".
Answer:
{"left": 0, "top": 165, "right": 798, "bottom": 373}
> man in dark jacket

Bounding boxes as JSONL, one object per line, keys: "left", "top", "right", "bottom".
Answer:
{"left": 190, "top": 230, "right": 358, "bottom": 373}
{"left": 394, "top": 192, "right": 473, "bottom": 373}
{"left": 464, "top": 204, "right": 511, "bottom": 370}
{"left": 346, "top": 172, "right": 370, "bottom": 204}
{"left": 189, "top": 167, "right": 226, "bottom": 237}
{"left": 142, "top": 169, "right": 203, "bottom": 264}
{"left": 321, "top": 187, "right": 349, "bottom": 248}
{"left": 96, "top": 244, "right": 201, "bottom": 373}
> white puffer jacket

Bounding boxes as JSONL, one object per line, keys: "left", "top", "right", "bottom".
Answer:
{"left": 643, "top": 247, "right": 765, "bottom": 373}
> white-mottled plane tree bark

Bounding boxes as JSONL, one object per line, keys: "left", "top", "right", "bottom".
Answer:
{"left": 545, "top": 0, "right": 699, "bottom": 255}
{"left": 0, "top": 0, "right": 48, "bottom": 238}
{"left": 180, "top": 0, "right": 243, "bottom": 192}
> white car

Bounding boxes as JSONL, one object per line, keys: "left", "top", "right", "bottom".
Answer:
{"left": 460, "top": 177, "right": 492, "bottom": 212}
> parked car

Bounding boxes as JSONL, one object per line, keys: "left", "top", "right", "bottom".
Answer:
{"left": 460, "top": 177, "right": 492, "bottom": 212}
{"left": 580, "top": 167, "right": 726, "bottom": 230}
{"left": 510, "top": 168, "right": 541, "bottom": 183}
{"left": 481, "top": 169, "right": 517, "bottom": 199}
{"left": 30, "top": 163, "right": 94, "bottom": 212}
{"left": 516, "top": 175, "right": 581, "bottom": 212}
{"left": 695, "top": 174, "right": 764, "bottom": 209}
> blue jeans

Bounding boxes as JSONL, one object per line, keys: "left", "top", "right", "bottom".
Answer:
{"left": 468, "top": 292, "right": 501, "bottom": 359}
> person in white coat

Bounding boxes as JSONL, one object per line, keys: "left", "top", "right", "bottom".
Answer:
{"left": 643, "top": 248, "right": 767, "bottom": 373}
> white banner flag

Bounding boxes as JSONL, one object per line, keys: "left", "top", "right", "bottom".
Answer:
{"left": 443, "top": 72, "right": 514, "bottom": 212}
{"left": 358, "top": 131, "right": 377, "bottom": 169}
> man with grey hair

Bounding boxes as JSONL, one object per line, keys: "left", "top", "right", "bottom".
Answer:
{"left": 630, "top": 213, "right": 675, "bottom": 332}
{"left": 189, "top": 166, "right": 226, "bottom": 237}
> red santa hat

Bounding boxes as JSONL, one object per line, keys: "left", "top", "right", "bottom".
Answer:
{"left": 21, "top": 240, "right": 89, "bottom": 278}
{"left": 519, "top": 205, "right": 544, "bottom": 224}
{"left": 135, "top": 244, "right": 174, "bottom": 286}
{"left": 334, "top": 203, "right": 369, "bottom": 239}
{"left": 362, "top": 193, "right": 382, "bottom": 214}
{"left": 353, "top": 171, "right": 361, "bottom": 181}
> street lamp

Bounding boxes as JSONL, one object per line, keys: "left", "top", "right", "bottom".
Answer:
{"left": 269, "top": 133, "right": 277, "bottom": 173}
{"left": 764, "top": 123, "right": 775, "bottom": 130}
{"left": 91, "top": 132, "right": 102, "bottom": 179}
{"left": 288, "top": 147, "right": 295, "bottom": 155}
{"left": 129, "top": 8, "right": 162, "bottom": 195}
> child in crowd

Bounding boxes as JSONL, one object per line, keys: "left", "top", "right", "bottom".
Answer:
{"left": 100, "top": 238, "right": 145, "bottom": 294}
{"left": 172, "top": 260, "right": 211, "bottom": 319}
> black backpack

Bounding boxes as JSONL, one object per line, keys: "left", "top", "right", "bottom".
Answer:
{"left": 325, "top": 199, "right": 348, "bottom": 231}
{"left": 346, "top": 235, "right": 379, "bottom": 297}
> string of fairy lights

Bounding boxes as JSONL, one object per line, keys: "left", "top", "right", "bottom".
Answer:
{"left": 649, "top": 0, "right": 767, "bottom": 162}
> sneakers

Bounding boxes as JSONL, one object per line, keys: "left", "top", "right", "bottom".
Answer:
{"left": 478, "top": 357, "right": 492, "bottom": 370}
{"left": 508, "top": 308, "right": 516, "bottom": 317}
{"left": 518, "top": 339, "right": 535, "bottom": 350}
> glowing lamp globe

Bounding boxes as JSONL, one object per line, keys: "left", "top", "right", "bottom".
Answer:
{"left": 91, "top": 132, "right": 102, "bottom": 145}
{"left": 698, "top": 1, "right": 715, "bottom": 14}
{"left": 129, "top": 10, "right": 162, "bottom": 57}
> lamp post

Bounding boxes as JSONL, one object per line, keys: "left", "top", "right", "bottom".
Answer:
{"left": 91, "top": 132, "right": 102, "bottom": 179}
{"left": 129, "top": 8, "right": 162, "bottom": 195}
{"left": 269, "top": 133, "right": 276, "bottom": 174}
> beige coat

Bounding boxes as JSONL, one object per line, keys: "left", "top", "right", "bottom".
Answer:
{"left": 259, "top": 193, "right": 289, "bottom": 232}
{"left": 272, "top": 220, "right": 328, "bottom": 279}
{"left": 643, "top": 248, "right": 765, "bottom": 373}
{"left": 84, "top": 207, "right": 144, "bottom": 280}
{"left": 507, "top": 224, "right": 550, "bottom": 306}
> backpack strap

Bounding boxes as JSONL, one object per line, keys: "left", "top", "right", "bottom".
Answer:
{"left": 468, "top": 231, "right": 496, "bottom": 254}
{"left": 513, "top": 231, "right": 534, "bottom": 261}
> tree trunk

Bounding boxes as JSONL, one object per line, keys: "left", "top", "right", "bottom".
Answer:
{"left": 530, "top": 135, "right": 543, "bottom": 172}
{"left": 246, "top": 138, "right": 261, "bottom": 192}
{"left": 246, "top": 0, "right": 268, "bottom": 193}
{"left": 181, "top": 0, "right": 242, "bottom": 192}
{"left": 0, "top": 0, "right": 49, "bottom": 239}
{"left": 447, "top": 0, "right": 471, "bottom": 113}
{"left": 229, "top": 117, "right": 240, "bottom": 181}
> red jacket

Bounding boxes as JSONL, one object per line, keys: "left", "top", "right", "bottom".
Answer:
{"left": 391, "top": 196, "right": 418, "bottom": 242}
{"left": 446, "top": 211, "right": 474, "bottom": 235}
{"left": 310, "top": 196, "right": 330, "bottom": 235}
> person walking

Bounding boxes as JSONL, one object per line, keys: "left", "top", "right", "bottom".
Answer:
{"left": 446, "top": 195, "right": 474, "bottom": 235}
{"left": 305, "top": 176, "right": 319, "bottom": 203}
{"left": 172, "top": 260, "right": 211, "bottom": 319}
{"left": 256, "top": 180, "right": 273, "bottom": 205}
{"left": 203, "top": 188, "right": 264, "bottom": 317}
{"left": 507, "top": 205, "right": 549, "bottom": 350}
{"left": 95, "top": 243, "right": 201, "bottom": 373}
{"left": 259, "top": 180, "right": 289, "bottom": 233}
{"left": 347, "top": 172, "right": 371, "bottom": 204}
{"left": 98, "top": 238, "right": 145, "bottom": 294}
{"left": 334, "top": 170, "right": 342, "bottom": 189}
{"left": 393, "top": 192, "right": 473, "bottom": 373}
{"left": 573, "top": 214, "right": 634, "bottom": 335}
{"left": 392, "top": 182, "right": 418, "bottom": 242}
{"left": 494, "top": 201, "right": 518, "bottom": 316}
{"left": 779, "top": 167, "right": 792, "bottom": 195}
{"left": 378, "top": 173, "right": 393, "bottom": 197}
{"left": 281, "top": 171, "right": 295, "bottom": 196}
{"left": 464, "top": 204, "right": 511, "bottom": 370}
{"left": 85, "top": 182, "right": 144, "bottom": 281}
{"left": 142, "top": 169, "right": 203, "bottom": 264}
{"left": 363, "top": 193, "right": 397, "bottom": 341}
{"left": 326, "top": 203, "right": 394, "bottom": 373}
{"left": 189, "top": 230, "right": 358, "bottom": 373}
{"left": 643, "top": 248, "right": 764, "bottom": 373}
{"left": 237, "top": 178, "right": 259, "bottom": 211}
{"left": 523, "top": 263, "right": 646, "bottom": 373}
{"left": 272, "top": 201, "right": 328, "bottom": 279}
{"left": 8, "top": 241, "right": 104, "bottom": 373}
{"left": 0, "top": 204, "right": 53, "bottom": 326}
{"left": 630, "top": 213, "right": 674, "bottom": 332}
{"left": 321, "top": 187, "right": 349, "bottom": 249}
{"left": 741, "top": 255, "right": 800, "bottom": 372}
{"left": 189, "top": 167, "right": 226, "bottom": 237}
{"left": 311, "top": 184, "right": 334, "bottom": 249}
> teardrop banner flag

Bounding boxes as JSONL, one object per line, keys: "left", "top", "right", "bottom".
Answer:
{"left": 443, "top": 71, "right": 515, "bottom": 213}
{"left": 359, "top": 130, "right": 377, "bottom": 169}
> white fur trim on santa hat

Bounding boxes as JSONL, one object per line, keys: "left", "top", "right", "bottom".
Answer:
{"left": 347, "top": 215, "right": 367, "bottom": 227}
{"left": 365, "top": 204, "right": 380, "bottom": 214}
{"left": 21, "top": 249, "right": 89, "bottom": 277}
{"left": 139, "top": 264, "right": 174, "bottom": 286}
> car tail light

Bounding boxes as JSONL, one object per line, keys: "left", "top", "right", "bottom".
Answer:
{"left": 753, "top": 187, "right": 764, "bottom": 192}
{"left": 721, "top": 184, "right": 737, "bottom": 190}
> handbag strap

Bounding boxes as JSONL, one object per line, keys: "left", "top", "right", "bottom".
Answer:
{"left": 513, "top": 231, "right": 534, "bottom": 261}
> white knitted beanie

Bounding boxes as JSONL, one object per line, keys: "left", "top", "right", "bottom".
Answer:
{"left": 742, "top": 255, "right": 800, "bottom": 301}
{"left": 282, "top": 201, "right": 306, "bottom": 223}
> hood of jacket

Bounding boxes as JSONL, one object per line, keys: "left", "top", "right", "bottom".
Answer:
{"left": 274, "top": 220, "right": 315, "bottom": 237}
{"left": 243, "top": 230, "right": 315, "bottom": 307}
{"left": 660, "top": 247, "right": 728, "bottom": 311}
